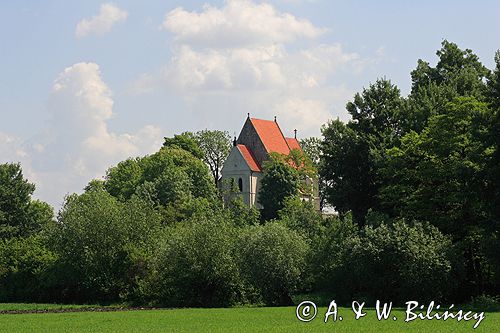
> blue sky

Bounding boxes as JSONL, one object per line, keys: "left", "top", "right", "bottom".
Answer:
{"left": 1, "top": 0, "right": 499, "bottom": 207}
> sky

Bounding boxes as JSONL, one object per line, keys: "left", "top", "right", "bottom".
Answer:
{"left": 1, "top": 0, "right": 499, "bottom": 208}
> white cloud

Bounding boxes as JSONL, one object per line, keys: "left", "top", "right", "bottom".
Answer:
{"left": 76, "top": 3, "right": 128, "bottom": 38}
{"left": 155, "top": 1, "right": 371, "bottom": 137}
{"left": 123, "top": 0, "right": 382, "bottom": 141}
{"left": 273, "top": 98, "right": 331, "bottom": 134}
{"left": 162, "top": 0, "right": 324, "bottom": 48}
{"left": 0, "top": 63, "right": 162, "bottom": 208}
{"left": 166, "top": 44, "right": 288, "bottom": 90}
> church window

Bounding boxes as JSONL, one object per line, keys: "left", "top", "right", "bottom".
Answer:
{"left": 238, "top": 178, "right": 243, "bottom": 192}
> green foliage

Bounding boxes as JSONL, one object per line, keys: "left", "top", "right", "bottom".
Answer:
{"left": 486, "top": 51, "right": 500, "bottom": 220}
{"left": 347, "top": 78, "right": 406, "bottom": 145}
{"left": 300, "top": 137, "right": 322, "bottom": 166}
{"left": 0, "top": 163, "right": 54, "bottom": 239}
{"left": 104, "top": 147, "right": 216, "bottom": 223}
{"left": 163, "top": 132, "right": 204, "bottom": 159}
{"left": 194, "top": 129, "right": 232, "bottom": 185}
{"left": 411, "top": 40, "right": 489, "bottom": 99}
{"left": 49, "top": 188, "right": 162, "bottom": 303}
{"left": 309, "top": 214, "right": 358, "bottom": 296}
{"left": 226, "top": 196, "right": 260, "bottom": 227}
{"left": 320, "top": 120, "right": 376, "bottom": 225}
{"left": 466, "top": 294, "right": 500, "bottom": 312}
{"left": 239, "top": 222, "right": 309, "bottom": 306}
{"left": 319, "top": 41, "right": 499, "bottom": 302}
{"left": 0, "top": 235, "right": 57, "bottom": 302}
{"left": 150, "top": 216, "right": 243, "bottom": 307}
{"left": 278, "top": 196, "right": 322, "bottom": 240}
{"left": 379, "top": 97, "right": 493, "bottom": 234}
{"left": 258, "top": 154, "right": 300, "bottom": 220}
{"left": 104, "top": 158, "right": 143, "bottom": 200}
{"left": 300, "top": 137, "right": 327, "bottom": 210}
{"left": 313, "top": 218, "right": 452, "bottom": 303}
{"left": 348, "top": 220, "right": 452, "bottom": 303}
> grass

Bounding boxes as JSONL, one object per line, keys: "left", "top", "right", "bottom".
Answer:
{"left": 0, "top": 305, "right": 499, "bottom": 332}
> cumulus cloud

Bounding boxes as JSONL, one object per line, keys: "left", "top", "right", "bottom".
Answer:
{"left": 151, "top": 0, "right": 376, "bottom": 137}
{"left": 162, "top": 0, "right": 324, "bottom": 48}
{"left": 76, "top": 3, "right": 128, "bottom": 38}
{"left": 1, "top": 63, "right": 161, "bottom": 207}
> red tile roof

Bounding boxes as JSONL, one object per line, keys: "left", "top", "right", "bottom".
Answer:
{"left": 237, "top": 144, "right": 261, "bottom": 172}
{"left": 286, "top": 137, "right": 301, "bottom": 151}
{"left": 250, "top": 118, "right": 291, "bottom": 155}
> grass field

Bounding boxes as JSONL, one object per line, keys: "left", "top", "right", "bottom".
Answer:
{"left": 0, "top": 304, "right": 498, "bottom": 332}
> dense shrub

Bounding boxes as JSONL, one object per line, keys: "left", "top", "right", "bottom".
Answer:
{"left": 0, "top": 236, "right": 56, "bottom": 302}
{"left": 278, "top": 196, "right": 323, "bottom": 240}
{"left": 150, "top": 216, "right": 243, "bottom": 307}
{"left": 347, "top": 220, "right": 452, "bottom": 303}
{"left": 311, "top": 216, "right": 453, "bottom": 304}
{"left": 309, "top": 214, "right": 358, "bottom": 299}
{"left": 49, "top": 189, "right": 162, "bottom": 303}
{"left": 239, "top": 222, "right": 309, "bottom": 306}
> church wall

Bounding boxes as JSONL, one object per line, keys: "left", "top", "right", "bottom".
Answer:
{"left": 221, "top": 146, "right": 260, "bottom": 207}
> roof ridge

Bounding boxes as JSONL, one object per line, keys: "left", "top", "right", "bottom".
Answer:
{"left": 273, "top": 119, "right": 292, "bottom": 152}
{"left": 249, "top": 117, "right": 291, "bottom": 155}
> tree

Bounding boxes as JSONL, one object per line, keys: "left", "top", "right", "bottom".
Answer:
{"left": 0, "top": 235, "right": 57, "bottom": 302}
{"left": 163, "top": 132, "right": 204, "bottom": 159}
{"left": 379, "top": 97, "right": 492, "bottom": 234}
{"left": 278, "top": 196, "right": 322, "bottom": 240}
{"left": 258, "top": 153, "right": 300, "bottom": 220}
{"left": 150, "top": 215, "right": 243, "bottom": 307}
{"left": 194, "top": 130, "right": 232, "bottom": 186}
{"left": 239, "top": 222, "right": 309, "bottom": 306}
{"left": 378, "top": 96, "right": 496, "bottom": 299}
{"left": 0, "top": 163, "right": 54, "bottom": 239}
{"left": 104, "top": 146, "right": 217, "bottom": 223}
{"left": 300, "top": 137, "right": 327, "bottom": 210}
{"left": 320, "top": 120, "right": 377, "bottom": 225}
{"left": 411, "top": 40, "right": 489, "bottom": 98}
{"left": 104, "top": 158, "right": 142, "bottom": 200}
{"left": 407, "top": 40, "right": 490, "bottom": 132}
{"left": 347, "top": 78, "right": 406, "bottom": 145}
{"left": 300, "top": 137, "right": 322, "bottom": 165}
{"left": 50, "top": 188, "right": 162, "bottom": 303}
{"left": 347, "top": 220, "right": 452, "bottom": 303}
{"left": 486, "top": 50, "right": 500, "bottom": 221}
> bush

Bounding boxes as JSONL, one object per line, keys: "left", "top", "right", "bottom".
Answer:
{"left": 278, "top": 196, "right": 323, "bottom": 240}
{"left": 150, "top": 215, "right": 244, "bottom": 307}
{"left": 309, "top": 214, "right": 358, "bottom": 299}
{"left": 49, "top": 189, "right": 162, "bottom": 303}
{"left": 0, "top": 236, "right": 56, "bottom": 302}
{"left": 239, "top": 222, "right": 309, "bottom": 306}
{"left": 347, "top": 220, "right": 452, "bottom": 303}
{"left": 466, "top": 294, "right": 500, "bottom": 312}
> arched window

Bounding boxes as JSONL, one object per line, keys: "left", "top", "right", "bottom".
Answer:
{"left": 238, "top": 178, "right": 243, "bottom": 192}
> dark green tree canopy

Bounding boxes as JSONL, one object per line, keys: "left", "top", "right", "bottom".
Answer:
{"left": 0, "top": 163, "right": 53, "bottom": 239}
{"left": 347, "top": 78, "right": 405, "bottom": 144}
{"left": 163, "top": 132, "right": 204, "bottom": 159}
{"left": 320, "top": 120, "right": 377, "bottom": 225}
{"left": 258, "top": 153, "right": 300, "bottom": 221}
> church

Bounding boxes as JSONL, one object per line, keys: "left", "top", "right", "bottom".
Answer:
{"left": 221, "top": 114, "right": 319, "bottom": 209}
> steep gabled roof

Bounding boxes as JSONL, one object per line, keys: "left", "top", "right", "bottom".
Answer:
{"left": 285, "top": 137, "right": 301, "bottom": 151}
{"left": 249, "top": 118, "right": 291, "bottom": 155}
{"left": 236, "top": 144, "right": 261, "bottom": 172}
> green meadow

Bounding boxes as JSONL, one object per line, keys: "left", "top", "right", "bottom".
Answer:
{"left": 0, "top": 305, "right": 498, "bottom": 333}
